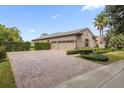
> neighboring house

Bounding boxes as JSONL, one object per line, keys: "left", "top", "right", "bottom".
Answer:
{"left": 32, "top": 28, "right": 98, "bottom": 50}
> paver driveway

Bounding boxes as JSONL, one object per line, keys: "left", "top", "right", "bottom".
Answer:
{"left": 8, "top": 50, "right": 103, "bottom": 88}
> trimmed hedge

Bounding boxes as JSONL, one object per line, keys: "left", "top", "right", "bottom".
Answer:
{"left": 95, "top": 50, "right": 112, "bottom": 54}
{"left": 80, "top": 54, "right": 108, "bottom": 61}
{"left": 66, "top": 50, "right": 80, "bottom": 55}
{"left": 79, "top": 49, "right": 93, "bottom": 54}
{"left": 0, "top": 46, "right": 7, "bottom": 62}
{"left": 34, "top": 42, "right": 51, "bottom": 50}
{"left": 121, "top": 48, "right": 124, "bottom": 51}
{"left": 0, "top": 42, "right": 30, "bottom": 52}
{"left": 66, "top": 48, "right": 112, "bottom": 55}
{"left": 79, "top": 48, "right": 112, "bottom": 54}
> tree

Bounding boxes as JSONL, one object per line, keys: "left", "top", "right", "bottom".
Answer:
{"left": 0, "top": 24, "right": 6, "bottom": 41}
{"left": 103, "top": 5, "right": 124, "bottom": 48}
{"left": 93, "top": 13, "right": 108, "bottom": 47}
{"left": 109, "top": 34, "right": 124, "bottom": 49}
{"left": 104, "top": 28, "right": 115, "bottom": 48}
{"left": 104, "top": 5, "right": 124, "bottom": 34}
{"left": 0, "top": 24, "right": 22, "bottom": 41}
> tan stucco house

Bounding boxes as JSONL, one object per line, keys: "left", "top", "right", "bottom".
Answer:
{"left": 32, "top": 28, "right": 99, "bottom": 50}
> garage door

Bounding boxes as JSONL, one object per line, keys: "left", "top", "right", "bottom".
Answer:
{"left": 58, "top": 42, "right": 76, "bottom": 49}
{"left": 51, "top": 40, "right": 76, "bottom": 49}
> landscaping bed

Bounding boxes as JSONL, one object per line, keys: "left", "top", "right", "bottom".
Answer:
{"left": 80, "top": 54, "right": 108, "bottom": 61}
{"left": 80, "top": 51, "right": 124, "bottom": 65}
{"left": 66, "top": 48, "right": 112, "bottom": 55}
{"left": 67, "top": 48, "right": 124, "bottom": 65}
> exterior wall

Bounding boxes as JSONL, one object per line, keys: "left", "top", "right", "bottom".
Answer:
{"left": 76, "top": 34, "right": 83, "bottom": 48}
{"left": 81, "top": 30, "right": 96, "bottom": 48}
{"left": 76, "top": 30, "right": 96, "bottom": 48}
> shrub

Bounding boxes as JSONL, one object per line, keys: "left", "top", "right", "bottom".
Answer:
{"left": 95, "top": 50, "right": 112, "bottom": 54}
{"left": 121, "top": 48, "right": 124, "bottom": 51}
{"left": 66, "top": 50, "right": 80, "bottom": 55}
{"left": 34, "top": 42, "right": 51, "bottom": 50}
{"left": 95, "top": 44, "right": 99, "bottom": 48}
{"left": 111, "top": 47, "right": 118, "bottom": 52}
{"left": 79, "top": 48, "right": 93, "bottom": 54}
{"left": 0, "top": 46, "right": 7, "bottom": 62}
{"left": 30, "top": 46, "right": 35, "bottom": 48}
{"left": 0, "top": 41, "right": 30, "bottom": 52}
{"left": 80, "top": 54, "right": 108, "bottom": 61}
{"left": 95, "top": 54, "right": 109, "bottom": 61}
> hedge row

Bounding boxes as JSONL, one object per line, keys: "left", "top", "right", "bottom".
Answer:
{"left": 0, "top": 42, "right": 30, "bottom": 52}
{"left": 67, "top": 48, "right": 114, "bottom": 55}
{"left": 34, "top": 42, "right": 51, "bottom": 50}
{"left": 0, "top": 46, "right": 7, "bottom": 62}
{"left": 80, "top": 54, "right": 108, "bottom": 61}
{"left": 79, "top": 49, "right": 93, "bottom": 54}
{"left": 95, "top": 50, "right": 112, "bottom": 54}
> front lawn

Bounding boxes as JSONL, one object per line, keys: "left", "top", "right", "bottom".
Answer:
{"left": 0, "top": 61, "right": 16, "bottom": 88}
{"left": 103, "top": 51, "right": 124, "bottom": 63}
{"left": 79, "top": 51, "right": 124, "bottom": 65}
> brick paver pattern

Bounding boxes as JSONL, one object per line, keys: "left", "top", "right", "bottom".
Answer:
{"left": 8, "top": 50, "right": 103, "bottom": 88}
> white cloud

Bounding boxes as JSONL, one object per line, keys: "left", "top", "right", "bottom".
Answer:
{"left": 51, "top": 14, "right": 60, "bottom": 20}
{"left": 81, "top": 5, "right": 104, "bottom": 11}
{"left": 29, "top": 29, "right": 36, "bottom": 33}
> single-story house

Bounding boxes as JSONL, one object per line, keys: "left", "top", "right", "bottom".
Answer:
{"left": 32, "top": 28, "right": 99, "bottom": 50}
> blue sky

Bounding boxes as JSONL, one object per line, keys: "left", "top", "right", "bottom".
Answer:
{"left": 0, "top": 5, "right": 104, "bottom": 41}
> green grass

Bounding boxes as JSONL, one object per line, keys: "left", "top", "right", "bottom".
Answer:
{"left": 103, "top": 51, "right": 124, "bottom": 63}
{"left": 0, "top": 61, "right": 16, "bottom": 88}
{"left": 95, "top": 51, "right": 124, "bottom": 65}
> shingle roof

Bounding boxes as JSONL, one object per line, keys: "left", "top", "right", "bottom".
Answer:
{"left": 32, "top": 28, "right": 95, "bottom": 41}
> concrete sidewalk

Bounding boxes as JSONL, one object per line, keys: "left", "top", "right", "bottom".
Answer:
{"left": 56, "top": 60, "right": 124, "bottom": 88}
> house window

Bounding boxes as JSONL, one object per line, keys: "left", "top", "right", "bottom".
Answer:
{"left": 85, "top": 39, "right": 89, "bottom": 47}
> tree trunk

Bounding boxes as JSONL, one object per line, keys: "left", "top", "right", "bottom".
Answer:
{"left": 101, "top": 29, "right": 104, "bottom": 44}
{"left": 100, "top": 30, "right": 102, "bottom": 44}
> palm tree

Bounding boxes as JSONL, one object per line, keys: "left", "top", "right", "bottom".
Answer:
{"left": 93, "top": 13, "right": 108, "bottom": 47}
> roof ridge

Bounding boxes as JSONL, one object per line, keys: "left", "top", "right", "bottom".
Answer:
{"left": 32, "top": 28, "right": 89, "bottom": 41}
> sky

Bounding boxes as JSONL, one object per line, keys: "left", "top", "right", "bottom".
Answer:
{"left": 0, "top": 5, "right": 105, "bottom": 41}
